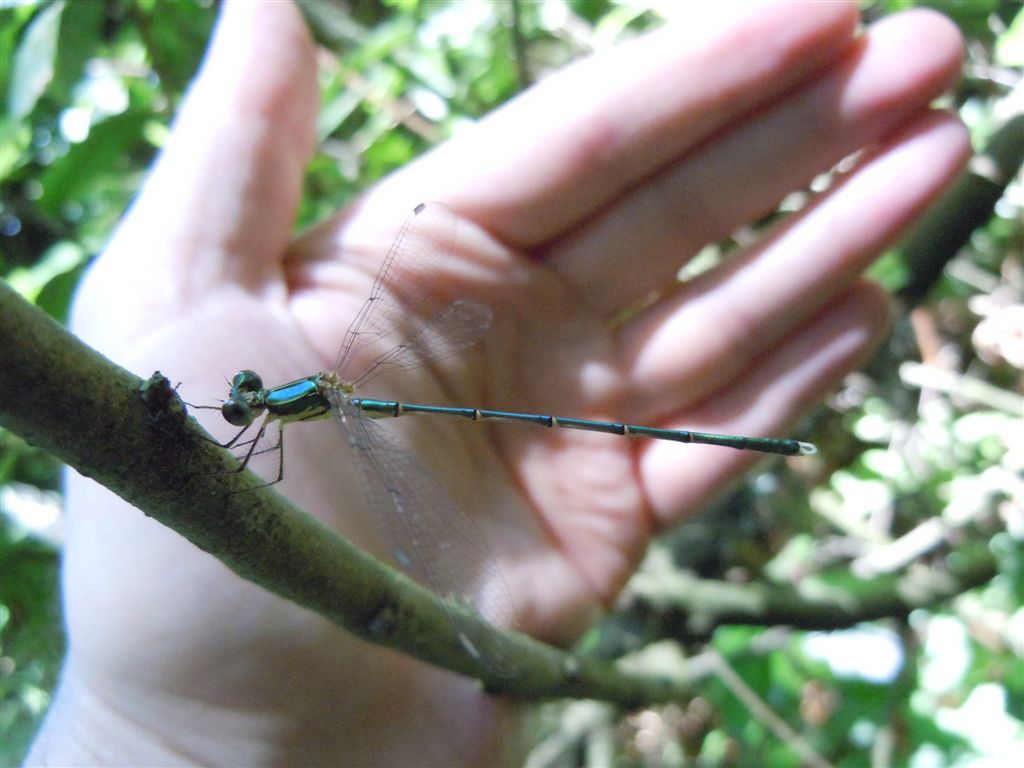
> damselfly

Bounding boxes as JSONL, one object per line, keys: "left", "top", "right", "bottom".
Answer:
{"left": 216, "top": 202, "right": 816, "bottom": 671}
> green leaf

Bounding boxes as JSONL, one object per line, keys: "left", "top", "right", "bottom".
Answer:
{"left": 0, "top": 3, "right": 39, "bottom": 109}
{"left": 5, "top": 240, "right": 85, "bottom": 303}
{"left": 49, "top": 0, "right": 104, "bottom": 104}
{"left": 0, "top": 116, "right": 31, "bottom": 183}
{"left": 133, "top": 1, "right": 217, "bottom": 95}
{"left": 995, "top": 8, "right": 1024, "bottom": 66}
{"left": 7, "top": 1, "right": 64, "bottom": 121}
{"left": 36, "top": 109, "right": 149, "bottom": 217}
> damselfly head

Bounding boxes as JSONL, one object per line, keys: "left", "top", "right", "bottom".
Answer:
{"left": 231, "top": 370, "right": 264, "bottom": 394}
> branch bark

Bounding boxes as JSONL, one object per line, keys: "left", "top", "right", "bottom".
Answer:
{"left": 0, "top": 278, "right": 707, "bottom": 706}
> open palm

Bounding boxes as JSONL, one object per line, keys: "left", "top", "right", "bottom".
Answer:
{"left": 37, "top": 1, "right": 967, "bottom": 765}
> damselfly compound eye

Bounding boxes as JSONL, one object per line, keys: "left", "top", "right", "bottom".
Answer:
{"left": 221, "top": 399, "right": 252, "bottom": 427}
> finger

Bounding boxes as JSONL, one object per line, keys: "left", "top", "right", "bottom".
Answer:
{"left": 618, "top": 110, "right": 969, "bottom": 420}
{"left": 641, "top": 281, "right": 891, "bottom": 529}
{"left": 362, "top": 1, "right": 860, "bottom": 242}
{"left": 552, "top": 9, "right": 964, "bottom": 313}
{"left": 98, "top": 0, "right": 318, "bottom": 299}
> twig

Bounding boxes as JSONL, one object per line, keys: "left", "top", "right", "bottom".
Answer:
{"left": 896, "top": 113, "right": 1024, "bottom": 307}
{"left": 510, "top": 0, "right": 532, "bottom": 90}
{"left": 591, "top": 548, "right": 997, "bottom": 656}
{"left": 709, "top": 650, "right": 834, "bottom": 768}
{"left": 899, "top": 361, "right": 1024, "bottom": 416}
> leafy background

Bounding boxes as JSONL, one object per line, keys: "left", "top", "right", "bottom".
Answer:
{"left": 1, "top": 1, "right": 1021, "bottom": 766}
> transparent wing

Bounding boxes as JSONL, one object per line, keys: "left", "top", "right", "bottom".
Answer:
{"left": 335, "top": 395, "right": 520, "bottom": 677}
{"left": 349, "top": 300, "right": 492, "bottom": 389}
{"left": 335, "top": 202, "right": 490, "bottom": 383}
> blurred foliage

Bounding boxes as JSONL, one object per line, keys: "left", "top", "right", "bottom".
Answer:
{"left": 1, "top": 1, "right": 1022, "bottom": 766}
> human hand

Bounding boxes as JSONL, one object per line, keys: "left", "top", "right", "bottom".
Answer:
{"left": 31, "top": 1, "right": 967, "bottom": 765}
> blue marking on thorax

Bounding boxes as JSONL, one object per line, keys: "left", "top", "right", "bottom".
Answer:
{"left": 265, "top": 376, "right": 332, "bottom": 422}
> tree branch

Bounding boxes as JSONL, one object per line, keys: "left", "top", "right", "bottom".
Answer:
{"left": 896, "top": 112, "right": 1024, "bottom": 307}
{"left": 0, "top": 278, "right": 705, "bottom": 706}
{"left": 591, "top": 545, "right": 997, "bottom": 658}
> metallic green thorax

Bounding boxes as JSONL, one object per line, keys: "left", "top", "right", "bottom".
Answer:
{"left": 263, "top": 376, "right": 333, "bottom": 423}
{"left": 221, "top": 370, "right": 349, "bottom": 429}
